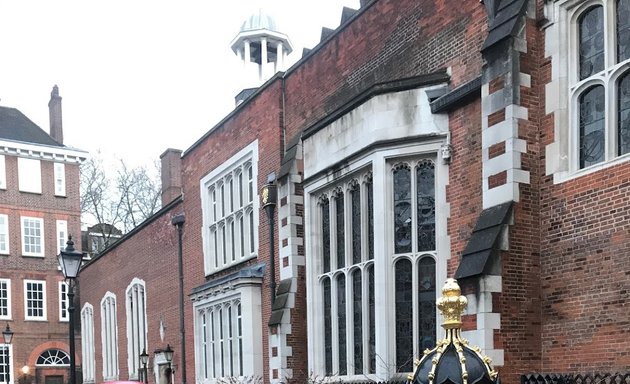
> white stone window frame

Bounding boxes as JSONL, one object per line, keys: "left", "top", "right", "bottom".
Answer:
{"left": 125, "top": 278, "right": 148, "bottom": 380}
{"left": 56, "top": 220, "right": 68, "bottom": 254}
{"left": 0, "top": 343, "right": 13, "bottom": 384}
{"left": 545, "top": 0, "right": 630, "bottom": 182}
{"left": 193, "top": 280, "right": 263, "bottom": 383}
{"left": 54, "top": 162, "right": 66, "bottom": 196}
{"left": 101, "top": 292, "right": 119, "bottom": 381}
{"left": 59, "top": 281, "right": 69, "bottom": 322}
{"left": 0, "top": 279, "right": 11, "bottom": 320}
{"left": 21, "top": 216, "right": 45, "bottom": 257}
{"left": 81, "top": 303, "right": 96, "bottom": 384}
{"left": 200, "top": 140, "right": 259, "bottom": 276}
{"left": 305, "top": 141, "right": 450, "bottom": 382}
{"left": 24, "top": 279, "right": 47, "bottom": 321}
{"left": 0, "top": 155, "right": 6, "bottom": 190}
{"left": 17, "top": 157, "right": 42, "bottom": 194}
{"left": 0, "top": 214, "right": 9, "bottom": 255}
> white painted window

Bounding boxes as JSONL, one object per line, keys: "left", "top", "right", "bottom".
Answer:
{"left": 81, "top": 303, "right": 96, "bottom": 383}
{"left": 21, "top": 217, "right": 44, "bottom": 257}
{"left": 59, "top": 281, "right": 69, "bottom": 322}
{"left": 306, "top": 150, "right": 447, "bottom": 381}
{"left": 200, "top": 140, "right": 258, "bottom": 275}
{"left": 125, "top": 279, "right": 147, "bottom": 380}
{"left": 0, "top": 155, "right": 6, "bottom": 190}
{"left": 54, "top": 162, "right": 66, "bottom": 196}
{"left": 0, "top": 279, "right": 11, "bottom": 320}
{"left": 0, "top": 215, "right": 8, "bottom": 255}
{"left": 56, "top": 220, "right": 68, "bottom": 254}
{"left": 101, "top": 293, "right": 119, "bottom": 381}
{"left": 545, "top": 0, "right": 630, "bottom": 179}
{"left": 193, "top": 283, "right": 262, "bottom": 382}
{"left": 0, "top": 343, "right": 13, "bottom": 384}
{"left": 24, "top": 280, "right": 46, "bottom": 320}
{"left": 17, "top": 157, "right": 42, "bottom": 194}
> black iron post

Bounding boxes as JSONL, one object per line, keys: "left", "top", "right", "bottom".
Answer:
{"left": 171, "top": 214, "right": 186, "bottom": 384}
{"left": 67, "top": 280, "right": 76, "bottom": 384}
{"left": 261, "top": 175, "right": 278, "bottom": 303}
{"left": 2, "top": 324, "right": 13, "bottom": 384}
{"left": 57, "top": 236, "right": 84, "bottom": 384}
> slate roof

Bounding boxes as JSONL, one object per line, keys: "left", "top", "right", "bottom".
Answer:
{"left": 481, "top": 0, "right": 529, "bottom": 51}
{"left": 454, "top": 201, "right": 513, "bottom": 279}
{"left": 0, "top": 106, "right": 62, "bottom": 147}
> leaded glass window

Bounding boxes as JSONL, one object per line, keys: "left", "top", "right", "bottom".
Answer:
{"left": 337, "top": 274, "right": 347, "bottom": 375}
{"left": 351, "top": 185, "right": 361, "bottom": 264}
{"left": 317, "top": 170, "right": 375, "bottom": 378}
{"left": 322, "top": 198, "right": 331, "bottom": 273}
{"left": 367, "top": 180, "right": 374, "bottom": 260}
{"left": 618, "top": 73, "right": 630, "bottom": 155}
{"left": 579, "top": 6, "right": 604, "bottom": 80}
{"left": 335, "top": 192, "right": 345, "bottom": 269}
{"left": 618, "top": 0, "right": 630, "bottom": 62}
{"left": 418, "top": 257, "right": 436, "bottom": 351}
{"left": 323, "top": 278, "right": 332, "bottom": 375}
{"left": 579, "top": 85, "right": 605, "bottom": 168}
{"left": 570, "top": 1, "right": 630, "bottom": 170}
{"left": 393, "top": 166, "right": 412, "bottom": 254}
{"left": 352, "top": 269, "right": 363, "bottom": 374}
{"left": 395, "top": 258, "right": 413, "bottom": 372}
{"left": 416, "top": 161, "right": 436, "bottom": 251}
{"left": 201, "top": 142, "right": 257, "bottom": 275}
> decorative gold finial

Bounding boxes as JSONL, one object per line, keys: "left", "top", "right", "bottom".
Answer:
{"left": 436, "top": 278, "right": 468, "bottom": 330}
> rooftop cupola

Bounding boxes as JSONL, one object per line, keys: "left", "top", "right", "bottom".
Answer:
{"left": 230, "top": 8, "right": 293, "bottom": 104}
{"left": 408, "top": 278, "right": 500, "bottom": 384}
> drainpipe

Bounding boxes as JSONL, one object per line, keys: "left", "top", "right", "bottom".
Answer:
{"left": 171, "top": 214, "right": 186, "bottom": 384}
{"left": 260, "top": 174, "right": 278, "bottom": 303}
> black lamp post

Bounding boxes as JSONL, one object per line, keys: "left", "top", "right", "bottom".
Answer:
{"left": 2, "top": 324, "right": 13, "bottom": 384}
{"left": 57, "top": 236, "right": 84, "bottom": 384}
{"left": 164, "top": 344, "right": 174, "bottom": 384}
{"left": 139, "top": 348, "right": 149, "bottom": 384}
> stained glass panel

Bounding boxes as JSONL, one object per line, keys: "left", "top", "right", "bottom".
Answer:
{"left": 418, "top": 257, "right": 436, "bottom": 351}
{"left": 618, "top": 73, "right": 630, "bottom": 155}
{"left": 352, "top": 269, "right": 363, "bottom": 374}
{"left": 367, "top": 181, "right": 374, "bottom": 260}
{"left": 579, "top": 6, "right": 604, "bottom": 80}
{"left": 336, "top": 194, "right": 345, "bottom": 269}
{"left": 618, "top": 0, "right": 630, "bottom": 62}
{"left": 323, "top": 278, "right": 332, "bottom": 375}
{"left": 394, "top": 167, "right": 412, "bottom": 254}
{"left": 322, "top": 200, "right": 331, "bottom": 273}
{"left": 395, "top": 258, "right": 413, "bottom": 372}
{"left": 368, "top": 264, "right": 376, "bottom": 374}
{"left": 579, "top": 85, "right": 606, "bottom": 168}
{"left": 351, "top": 187, "right": 362, "bottom": 264}
{"left": 338, "top": 274, "right": 347, "bottom": 375}
{"left": 416, "top": 161, "right": 436, "bottom": 251}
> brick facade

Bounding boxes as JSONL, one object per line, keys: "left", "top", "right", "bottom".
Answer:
{"left": 77, "top": 0, "right": 630, "bottom": 383}
{"left": 0, "top": 89, "right": 87, "bottom": 384}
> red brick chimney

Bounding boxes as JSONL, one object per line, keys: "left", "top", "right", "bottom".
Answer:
{"left": 160, "top": 148, "right": 183, "bottom": 205}
{"left": 48, "top": 85, "right": 63, "bottom": 144}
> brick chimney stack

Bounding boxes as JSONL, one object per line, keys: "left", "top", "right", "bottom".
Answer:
{"left": 48, "top": 85, "right": 63, "bottom": 144}
{"left": 160, "top": 148, "right": 183, "bottom": 205}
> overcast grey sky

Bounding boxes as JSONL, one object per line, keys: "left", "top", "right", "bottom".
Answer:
{"left": 0, "top": 0, "right": 360, "bottom": 167}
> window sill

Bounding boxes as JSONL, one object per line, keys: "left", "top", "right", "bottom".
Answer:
{"left": 21, "top": 254, "right": 45, "bottom": 258}
{"left": 24, "top": 318, "right": 48, "bottom": 322}
{"left": 18, "top": 190, "right": 42, "bottom": 195}
{"left": 553, "top": 153, "right": 630, "bottom": 184}
{"left": 205, "top": 253, "right": 257, "bottom": 276}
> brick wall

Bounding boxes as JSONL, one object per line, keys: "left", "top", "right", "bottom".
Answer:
{"left": 79, "top": 200, "right": 183, "bottom": 382}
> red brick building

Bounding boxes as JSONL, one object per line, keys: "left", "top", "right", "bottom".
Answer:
{"left": 0, "top": 86, "right": 87, "bottom": 384}
{"left": 78, "top": 0, "right": 630, "bottom": 383}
